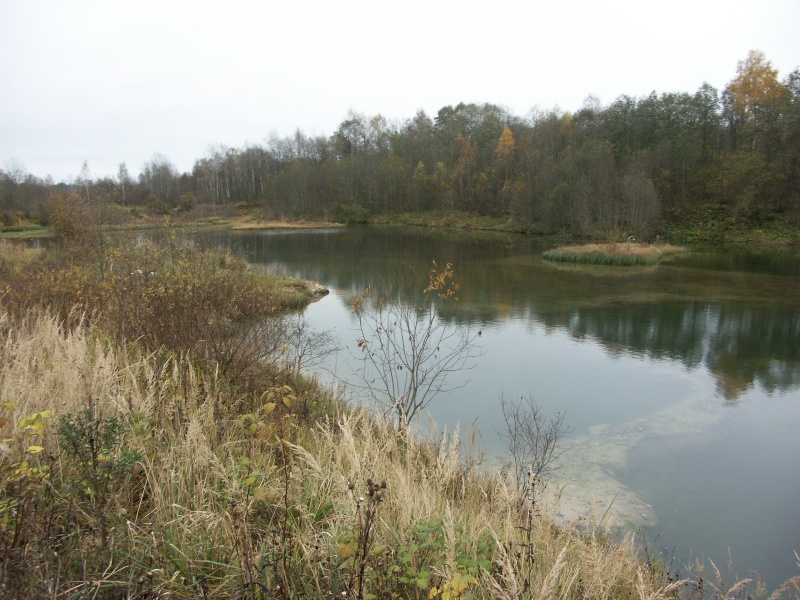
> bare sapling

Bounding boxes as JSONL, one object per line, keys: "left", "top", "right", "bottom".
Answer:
{"left": 279, "top": 315, "right": 339, "bottom": 376}
{"left": 499, "top": 393, "right": 571, "bottom": 593}
{"left": 499, "top": 393, "right": 571, "bottom": 495}
{"left": 351, "top": 261, "right": 482, "bottom": 431}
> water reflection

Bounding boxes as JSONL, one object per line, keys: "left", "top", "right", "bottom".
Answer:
{"left": 195, "top": 227, "right": 800, "bottom": 402}
{"left": 549, "top": 302, "right": 800, "bottom": 401}
{"left": 189, "top": 226, "right": 800, "bottom": 587}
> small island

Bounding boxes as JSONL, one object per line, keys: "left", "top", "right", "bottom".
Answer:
{"left": 543, "top": 241, "right": 686, "bottom": 266}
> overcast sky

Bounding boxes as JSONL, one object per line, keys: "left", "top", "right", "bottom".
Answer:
{"left": 1, "top": 0, "right": 798, "bottom": 183}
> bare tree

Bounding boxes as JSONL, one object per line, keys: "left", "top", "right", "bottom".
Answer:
{"left": 140, "top": 153, "right": 179, "bottom": 203}
{"left": 351, "top": 262, "right": 482, "bottom": 431}
{"left": 499, "top": 394, "right": 571, "bottom": 493}
{"left": 79, "top": 160, "right": 92, "bottom": 202}
{"left": 280, "top": 315, "right": 339, "bottom": 375}
{"left": 3, "top": 158, "right": 28, "bottom": 184}
{"left": 117, "top": 162, "right": 130, "bottom": 204}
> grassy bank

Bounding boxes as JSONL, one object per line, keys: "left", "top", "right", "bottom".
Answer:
{"left": 8, "top": 201, "right": 799, "bottom": 252}
{"left": 543, "top": 242, "right": 686, "bottom": 266}
{"left": 0, "top": 232, "right": 795, "bottom": 598}
{"left": 0, "top": 224, "right": 48, "bottom": 239}
{"left": 193, "top": 205, "right": 343, "bottom": 231}
{"left": 370, "top": 211, "right": 530, "bottom": 234}
{"left": 0, "top": 311, "right": 692, "bottom": 599}
{"left": 2, "top": 203, "right": 343, "bottom": 241}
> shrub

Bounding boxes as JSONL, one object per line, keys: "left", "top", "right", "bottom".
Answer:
{"left": 176, "top": 192, "right": 196, "bottom": 213}
{"left": 335, "top": 203, "right": 370, "bottom": 224}
{"left": 0, "top": 230, "right": 309, "bottom": 387}
{"left": 42, "top": 191, "right": 102, "bottom": 247}
{"left": 146, "top": 193, "right": 169, "bottom": 215}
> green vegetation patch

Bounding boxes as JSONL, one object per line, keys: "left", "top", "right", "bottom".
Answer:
{"left": 0, "top": 224, "right": 48, "bottom": 239}
{"left": 543, "top": 242, "right": 686, "bottom": 266}
{"left": 1, "top": 224, "right": 45, "bottom": 233}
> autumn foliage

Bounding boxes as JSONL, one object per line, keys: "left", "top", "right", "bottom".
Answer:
{"left": 4, "top": 51, "right": 798, "bottom": 244}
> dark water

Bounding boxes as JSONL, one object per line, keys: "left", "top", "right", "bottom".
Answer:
{"left": 194, "top": 226, "right": 800, "bottom": 589}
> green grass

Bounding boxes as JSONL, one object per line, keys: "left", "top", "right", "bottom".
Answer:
{"left": 1, "top": 224, "right": 45, "bottom": 233}
{"left": 0, "top": 224, "right": 48, "bottom": 239}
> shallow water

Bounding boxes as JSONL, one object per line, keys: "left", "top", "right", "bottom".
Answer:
{"left": 194, "top": 226, "right": 800, "bottom": 589}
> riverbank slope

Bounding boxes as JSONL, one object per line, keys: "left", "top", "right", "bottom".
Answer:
{"left": 0, "top": 232, "right": 706, "bottom": 599}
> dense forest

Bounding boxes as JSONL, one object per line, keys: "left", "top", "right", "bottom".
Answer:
{"left": 2, "top": 51, "right": 799, "bottom": 239}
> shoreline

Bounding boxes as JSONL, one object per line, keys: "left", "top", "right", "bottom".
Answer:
{"left": 4, "top": 204, "right": 798, "bottom": 251}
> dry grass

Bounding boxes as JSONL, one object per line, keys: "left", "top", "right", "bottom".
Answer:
{"left": 0, "top": 238, "right": 42, "bottom": 264}
{"left": 3, "top": 311, "right": 776, "bottom": 598}
{"left": 543, "top": 242, "right": 686, "bottom": 266}
{"left": 0, "top": 235, "right": 315, "bottom": 392}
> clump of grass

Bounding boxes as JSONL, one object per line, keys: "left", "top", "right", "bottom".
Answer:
{"left": 543, "top": 242, "right": 686, "bottom": 266}
{"left": 0, "top": 239, "right": 41, "bottom": 264}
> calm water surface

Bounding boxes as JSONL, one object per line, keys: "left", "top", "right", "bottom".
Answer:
{"left": 195, "top": 226, "right": 800, "bottom": 589}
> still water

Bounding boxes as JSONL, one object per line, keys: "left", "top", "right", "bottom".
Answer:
{"left": 194, "top": 226, "right": 800, "bottom": 588}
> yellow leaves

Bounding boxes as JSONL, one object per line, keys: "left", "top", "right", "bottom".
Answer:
{"left": 250, "top": 486, "right": 267, "bottom": 502}
{"left": 0, "top": 403, "right": 52, "bottom": 484}
{"left": 370, "top": 543, "right": 387, "bottom": 557}
{"left": 495, "top": 126, "right": 516, "bottom": 164}
{"left": 15, "top": 409, "right": 52, "bottom": 445}
{"left": 560, "top": 112, "right": 575, "bottom": 144}
{"left": 338, "top": 539, "right": 357, "bottom": 560}
{"left": 19, "top": 410, "right": 52, "bottom": 431}
{"left": 727, "top": 50, "right": 784, "bottom": 120}
{"left": 250, "top": 486, "right": 279, "bottom": 503}
{"left": 333, "top": 530, "right": 361, "bottom": 566}
{"left": 424, "top": 261, "right": 460, "bottom": 302}
{"left": 428, "top": 572, "right": 479, "bottom": 600}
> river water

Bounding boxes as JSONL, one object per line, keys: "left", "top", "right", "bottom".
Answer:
{"left": 194, "top": 225, "right": 800, "bottom": 589}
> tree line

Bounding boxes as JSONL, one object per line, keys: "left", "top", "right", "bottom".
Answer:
{"left": 2, "top": 51, "right": 798, "bottom": 238}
